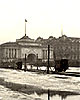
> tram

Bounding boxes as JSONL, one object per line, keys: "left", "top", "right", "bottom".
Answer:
{"left": 54, "top": 59, "right": 69, "bottom": 72}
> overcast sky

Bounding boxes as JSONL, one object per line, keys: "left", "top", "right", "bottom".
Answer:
{"left": 0, "top": 0, "right": 80, "bottom": 43}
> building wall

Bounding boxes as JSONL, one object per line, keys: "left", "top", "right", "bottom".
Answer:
{"left": 20, "top": 47, "right": 42, "bottom": 59}
{"left": 0, "top": 46, "right": 2, "bottom": 63}
{"left": 51, "top": 35, "right": 80, "bottom": 66}
{"left": 1, "top": 35, "right": 80, "bottom": 66}
{"left": 1, "top": 46, "right": 21, "bottom": 62}
{"left": 42, "top": 47, "right": 54, "bottom": 62}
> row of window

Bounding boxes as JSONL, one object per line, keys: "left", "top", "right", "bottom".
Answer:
{"left": 42, "top": 49, "right": 80, "bottom": 60}
{"left": 42, "top": 50, "right": 54, "bottom": 59}
{"left": 55, "top": 55, "right": 80, "bottom": 60}
{"left": 55, "top": 46, "right": 80, "bottom": 51}
{"left": 5, "top": 48, "right": 17, "bottom": 58}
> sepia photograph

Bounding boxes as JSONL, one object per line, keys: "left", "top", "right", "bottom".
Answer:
{"left": 0, "top": 0, "right": 80, "bottom": 100}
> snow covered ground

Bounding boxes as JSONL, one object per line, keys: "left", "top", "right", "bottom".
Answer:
{"left": 0, "top": 67, "right": 80, "bottom": 100}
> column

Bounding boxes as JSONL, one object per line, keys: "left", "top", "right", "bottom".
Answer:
{"left": 16, "top": 49, "right": 18, "bottom": 58}
{"left": 12, "top": 49, "right": 13, "bottom": 58}
{"left": 13, "top": 49, "right": 15, "bottom": 58}
{"left": 7, "top": 48, "right": 9, "bottom": 58}
{"left": 46, "top": 50, "right": 47, "bottom": 59}
{"left": 11, "top": 48, "right": 12, "bottom": 58}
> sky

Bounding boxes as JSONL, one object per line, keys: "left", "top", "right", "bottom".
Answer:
{"left": 0, "top": 0, "right": 80, "bottom": 44}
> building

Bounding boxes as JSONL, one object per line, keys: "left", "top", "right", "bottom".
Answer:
{"left": 0, "top": 34, "right": 80, "bottom": 67}
{"left": 54, "top": 35, "right": 80, "bottom": 66}
{"left": 36, "top": 35, "right": 80, "bottom": 66}
{"left": 0, "top": 34, "right": 54, "bottom": 66}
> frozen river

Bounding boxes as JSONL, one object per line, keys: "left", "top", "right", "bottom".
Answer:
{"left": 0, "top": 67, "right": 80, "bottom": 100}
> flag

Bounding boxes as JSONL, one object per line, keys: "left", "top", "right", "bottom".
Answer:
{"left": 25, "top": 19, "right": 27, "bottom": 22}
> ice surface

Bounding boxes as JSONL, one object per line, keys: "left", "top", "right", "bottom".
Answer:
{"left": 0, "top": 67, "right": 80, "bottom": 100}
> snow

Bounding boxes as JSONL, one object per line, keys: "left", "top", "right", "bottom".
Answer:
{"left": 0, "top": 67, "right": 80, "bottom": 100}
{"left": 0, "top": 85, "right": 34, "bottom": 100}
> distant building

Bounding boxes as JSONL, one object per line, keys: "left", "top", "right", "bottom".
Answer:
{"left": 36, "top": 35, "right": 80, "bottom": 66}
{"left": 0, "top": 34, "right": 80, "bottom": 66}
{"left": 0, "top": 34, "right": 54, "bottom": 65}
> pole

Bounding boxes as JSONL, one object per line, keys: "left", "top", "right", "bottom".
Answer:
{"left": 48, "top": 89, "right": 50, "bottom": 100}
{"left": 61, "top": 24, "right": 63, "bottom": 36}
{"left": 25, "top": 19, "right": 27, "bottom": 36}
{"left": 53, "top": 48, "right": 56, "bottom": 68}
{"left": 78, "top": 41, "right": 79, "bottom": 66}
{"left": 47, "top": 45, "right": 50, "bottom": 74}
{"left": 37, "top": 54, "right": 38, "bottom": 70}
{"left": 24, "top": 54, "right": 27, "bottom": 71}
{"left": 25, "top": 21, "right": 26, "bottom": 36}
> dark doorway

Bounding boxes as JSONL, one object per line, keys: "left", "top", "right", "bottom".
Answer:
{"left": 27, "top": 54, "right": 37, "bottom": 64}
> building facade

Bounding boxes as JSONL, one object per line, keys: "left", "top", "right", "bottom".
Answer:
{"left": 36, "top": 35, "right": 80, "bottom": 66}
{"left": 0, "top": 34, "right": 80, "bottom": 66}
{"left": 0, "top": 34, "right": 54, "bottom": 65}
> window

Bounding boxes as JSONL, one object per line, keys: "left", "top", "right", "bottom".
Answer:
{"left": 43, "top": 50, "right": 47, "bottom": 59}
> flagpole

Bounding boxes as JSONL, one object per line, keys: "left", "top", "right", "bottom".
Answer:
{"left": 25, "top": 20, "right": 26, "bottom": 36}
{"left": 25, "top": 19, "right": 27, "bottom": 36}
{"left": 61, "top": 24, "right": 63, "bottom": 36}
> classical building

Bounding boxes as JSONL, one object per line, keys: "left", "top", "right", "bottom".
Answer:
{"left": 0, "top": 34, "right": 54, "bottom": 65}
{"left": 0, "top": 34, "right": 80, "bottom": 66}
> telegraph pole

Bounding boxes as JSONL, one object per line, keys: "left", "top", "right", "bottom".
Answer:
{"left": 47, "top": 45, "right": 50, "bottom": 74}
{"left": 24, "top": 54, "right": 27, "bottom": 71}
{"left": 48, "top": 89, "right": 50, "bottom": 100}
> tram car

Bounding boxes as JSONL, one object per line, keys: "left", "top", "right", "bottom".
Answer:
{"left": 54, "top": 59, "right": 69, "bottom": 72}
